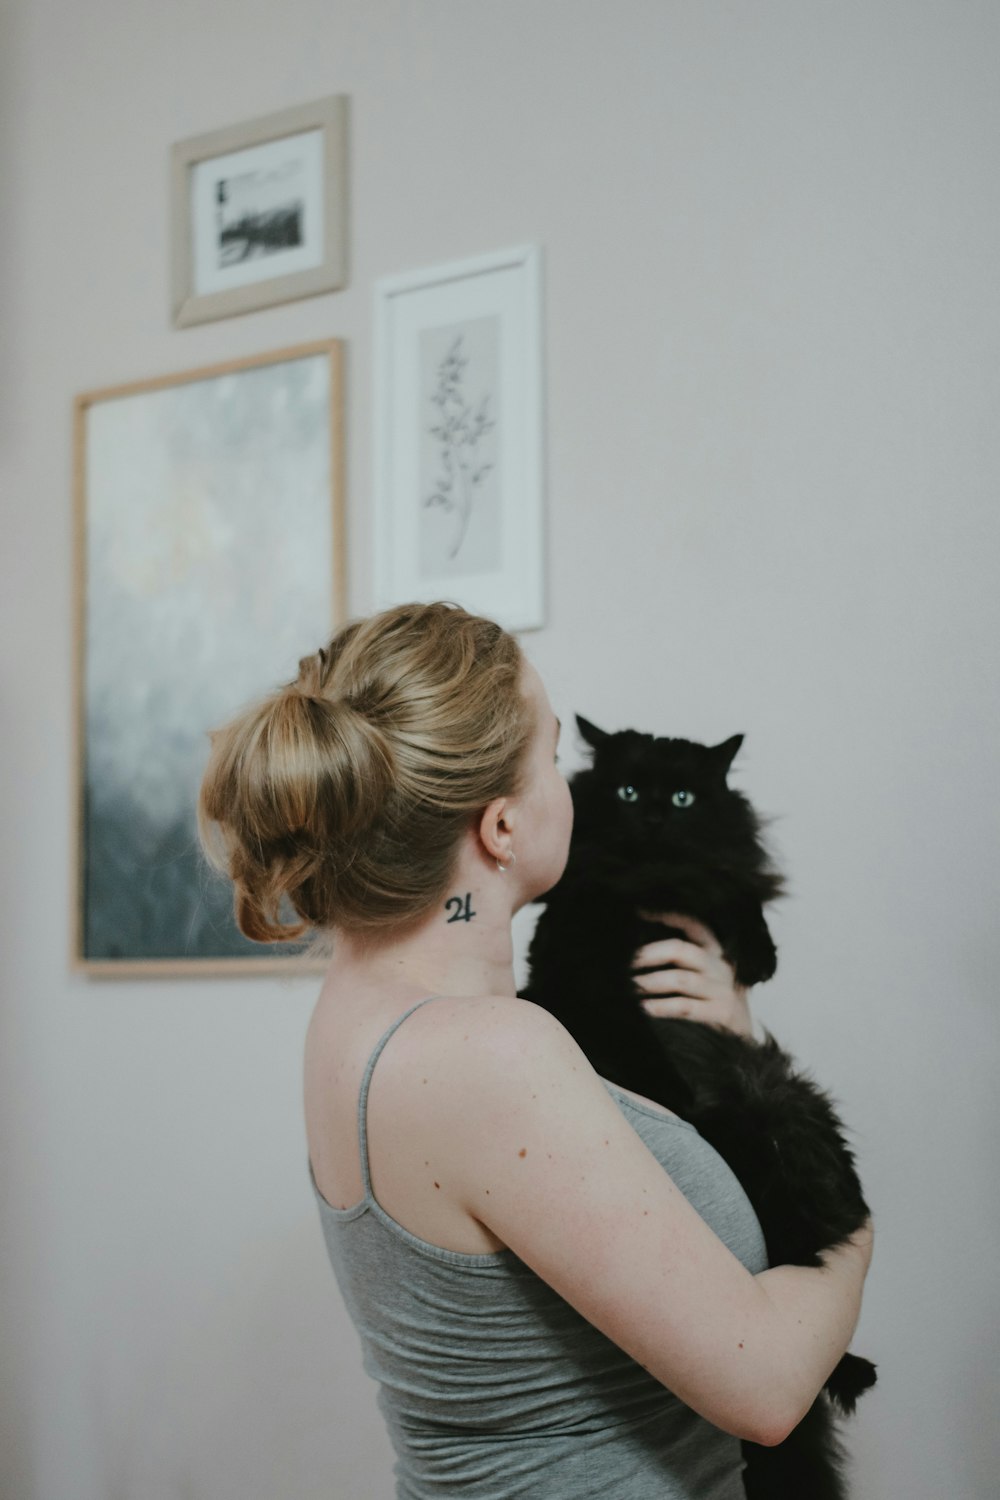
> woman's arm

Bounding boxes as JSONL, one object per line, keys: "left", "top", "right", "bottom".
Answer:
{"left": 630, "top": 909, "right": 874, "bottom": 1428}
{"left": 432, "top": 997, "right": 872, "bottom": 1447}
{"left": 753, "top": 1226, "right": 873, "bottom": 1433}
{"left": 631, "top": 911, "right": 756, "bottom": 1037}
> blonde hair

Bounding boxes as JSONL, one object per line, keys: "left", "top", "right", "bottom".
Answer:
{"left": 197, "top": 600, "right": 536, "bottom": 949}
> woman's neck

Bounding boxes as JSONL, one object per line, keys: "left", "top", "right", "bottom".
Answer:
{"left": 325, "top": 865, "right": 521, "bottom": 1006}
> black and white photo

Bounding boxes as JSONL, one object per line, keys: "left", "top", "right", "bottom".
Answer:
{"left": 171, "top": 96, "right": 348, "bottom": 327}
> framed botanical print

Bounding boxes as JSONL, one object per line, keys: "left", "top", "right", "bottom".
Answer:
{"left": 374, "top": 244, "right": 545, "bottom": 633}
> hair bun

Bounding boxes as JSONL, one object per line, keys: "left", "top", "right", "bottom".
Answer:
{"left": 198, "top": 601, "right": 531, "bottom": 945}
{"left": 291, "top": 646, "right": 331, "bottom": 701}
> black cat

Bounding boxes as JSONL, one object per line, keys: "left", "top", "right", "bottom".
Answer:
{"left": 520, "top": 716, "right": 876, "bottom": 1500}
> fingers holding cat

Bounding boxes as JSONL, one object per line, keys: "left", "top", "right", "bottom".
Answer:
{"left": 631, "top": 911, "right": 756, "bottom": 1039}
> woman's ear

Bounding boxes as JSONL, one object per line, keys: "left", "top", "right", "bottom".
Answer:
{"left": 477, "top": 796, "right": 514, "bottom": 861}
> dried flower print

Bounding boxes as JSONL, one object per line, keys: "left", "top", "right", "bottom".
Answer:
{"left": 425, "top": 334, "right": 496, "bottom": 560}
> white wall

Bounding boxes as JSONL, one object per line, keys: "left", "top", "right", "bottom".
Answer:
{"left": 2, "top": 2, "right": 998, "bottom": 1496}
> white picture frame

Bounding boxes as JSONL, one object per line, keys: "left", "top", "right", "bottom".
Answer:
{"left": 171, "top": 96, "right": 348, "bottom": 328}
{"left": 374, "top": 244, "right": 545, "bottom": 633}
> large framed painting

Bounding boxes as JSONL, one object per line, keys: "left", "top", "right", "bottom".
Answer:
{"left": 374, "top": 244, "right": 545, "bottom": 633}
{"left": 72, "top": 340, "right": 345, "bottom": 976}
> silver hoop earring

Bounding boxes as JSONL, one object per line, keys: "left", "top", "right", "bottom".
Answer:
{"left": 496, "top": 850, "right": 517, "bottom": 873}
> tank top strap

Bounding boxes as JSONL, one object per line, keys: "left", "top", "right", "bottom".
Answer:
{"left": 357, "top": 994, "right": 445, "bottom": 1198}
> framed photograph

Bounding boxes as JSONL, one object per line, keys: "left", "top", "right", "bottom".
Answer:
{"left": 374, "top": 244, "right": 545, "bottom": 633}
{"left": 171, "top": 95, "right": 348, "bottom": 327}
{"left": 72, "top": 340, "right": 345, "bottom": 976}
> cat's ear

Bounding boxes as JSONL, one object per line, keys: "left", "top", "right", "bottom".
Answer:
{"left": 575, "top": 714, "right": 610, "bottom": 750}
{"left": 708, "top": 734, "right": 744, "bottom": 775}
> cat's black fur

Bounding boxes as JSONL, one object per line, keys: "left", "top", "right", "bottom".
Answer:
{"left": 519, "top": 717, "right": 876, "bottom": 1500}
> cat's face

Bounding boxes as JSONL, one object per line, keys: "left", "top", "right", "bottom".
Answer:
{"left": 567, "top": 716, "right": 747, "bottom": 858}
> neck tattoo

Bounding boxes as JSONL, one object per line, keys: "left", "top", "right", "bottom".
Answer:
{"left": 444, "top": 892, "right": 477, "bottom": 924}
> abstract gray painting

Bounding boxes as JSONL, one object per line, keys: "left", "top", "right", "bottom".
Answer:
{"left": 79, "top": 347, "right": 341, "bottom": 967}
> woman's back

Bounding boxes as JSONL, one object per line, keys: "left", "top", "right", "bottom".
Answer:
{"left": 306, "top": 992, "right": 768, "bottom": 1499}
{"left": 305, "top": 984, "right": 510, "bottom": 1254}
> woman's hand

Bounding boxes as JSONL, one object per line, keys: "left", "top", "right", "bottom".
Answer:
{"left": 631, "top": 912, "right": 756, "bottom": 1038}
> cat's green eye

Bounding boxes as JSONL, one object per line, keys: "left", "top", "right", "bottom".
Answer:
{"left": 617, "top": 785, "right": 640, "bottom": 804}
{"left": 671, "top": 790, "right": 696, "bottom": 808}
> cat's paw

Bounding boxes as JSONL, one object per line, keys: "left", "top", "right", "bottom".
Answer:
{"left": 824, "top": 1352, "right": 877, "bottom": 1415}
{"left": 730, "top": 924, "right": 778, "bottom": 987}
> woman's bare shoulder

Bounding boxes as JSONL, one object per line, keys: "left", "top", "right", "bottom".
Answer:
{"left": 367, "top": 991, "right": 594, "bottom": 1134}
{"left": 391, "top": 991, "right": 585, "bottom": 1076}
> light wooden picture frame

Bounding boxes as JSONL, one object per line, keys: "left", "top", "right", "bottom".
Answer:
{"left": 171, "top": 96, "right": 348, "bottom": 328}
{"left": 374, "top": 244, "right": 546, "bottom": 633}
{"left": 72, "top": 340, "right": 346, "bottom": 977}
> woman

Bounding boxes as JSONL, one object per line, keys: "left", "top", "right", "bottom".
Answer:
{"left": 198, "top": 600, "right": 872, "bottom": 1499}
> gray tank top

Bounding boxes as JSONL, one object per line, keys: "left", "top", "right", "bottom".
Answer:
{"left": 310, "top": 996, "right": 769, "bottom": 1499}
